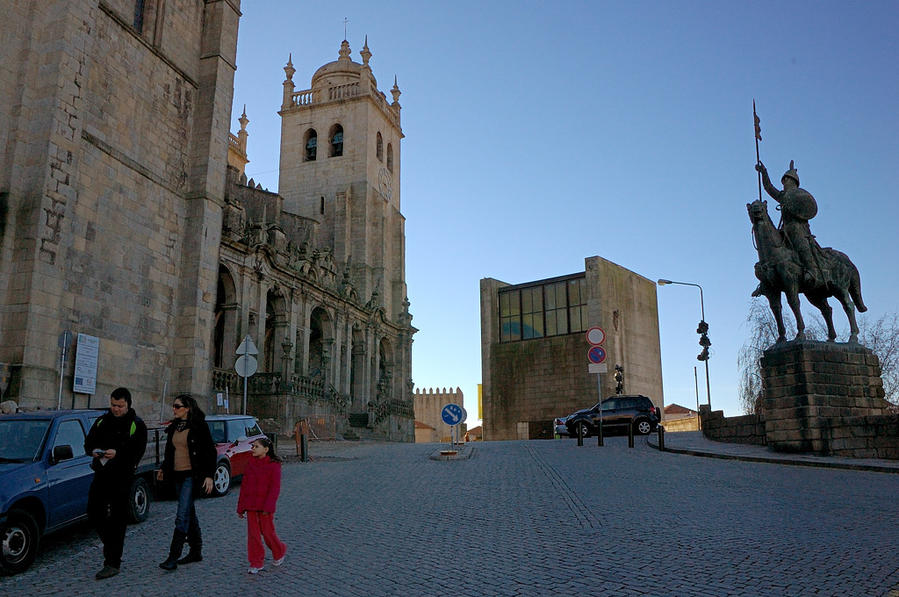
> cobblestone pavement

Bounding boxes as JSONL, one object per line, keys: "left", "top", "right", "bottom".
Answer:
{"left": 3, "top": 436, "right": 899, "bottom": 596}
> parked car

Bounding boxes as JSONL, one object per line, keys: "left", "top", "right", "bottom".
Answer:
{"left": 565, "top": 395, "right": 660, "bottom": 438}
{"left": 0, "top": 410, "right": 163, "bottom": 575}
{"left": 553, "top": 416, "right": 571, "bottom": 437}
{"left": 204, "top": 414, "right": 267, "bottom": 496}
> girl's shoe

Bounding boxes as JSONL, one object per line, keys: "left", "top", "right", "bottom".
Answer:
{"left": 248, "top": 567, "right": 263, "bottom": 574}
{"left": 273, "top": 552, "right": 286, "bottom": 566}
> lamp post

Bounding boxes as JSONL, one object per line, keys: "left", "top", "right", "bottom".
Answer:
{"left": 658, "top": 279, "right": 712, "bottom": 411}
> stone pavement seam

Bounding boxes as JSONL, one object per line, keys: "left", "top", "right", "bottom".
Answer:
{"left": 525, "top": 444, "right": 603, "bottom": 530}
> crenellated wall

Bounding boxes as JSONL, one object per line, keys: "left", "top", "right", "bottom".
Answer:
{"left": 414, "top": 387, "right": 465, "bottom": 443}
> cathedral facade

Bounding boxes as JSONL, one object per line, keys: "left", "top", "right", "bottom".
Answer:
{"left": 0, "top": 2, "right": 415, "bottom": 440}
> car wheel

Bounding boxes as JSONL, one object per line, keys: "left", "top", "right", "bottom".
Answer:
{"left": 0, "top": 508, "right": 39, "bottom": 575}
{"left": 128, "top": 477, "right": 151, "bottom": 523}
{"left": 212, "top": 460, "right": 231, "bottom": 497}
{"left": 577, "top": 422, "right": 590, "bottom": 438}
{"left": 635, "top": 419, "right": 652, "bottom": 435}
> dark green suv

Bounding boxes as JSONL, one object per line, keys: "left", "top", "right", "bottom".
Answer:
{"left": 565, "top": 395, "right": 660, "bottom": 437}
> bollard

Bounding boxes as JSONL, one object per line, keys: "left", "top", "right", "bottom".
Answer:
{"left": 577, "top": 423, "right": 584, "bottom": 446}
{"left": 657, "top": 425, "right": 665, "bottom": 451}
{"left": 300, "top": 433, "right": 309, "bottom": 462}
{"left": 628, "top": 420, "right": 634, "bottom": 448}
{"left": 596, "top": 425, "right": 603, "bottom": 447}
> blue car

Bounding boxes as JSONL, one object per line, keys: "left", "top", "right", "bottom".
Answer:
{"left": 0, "top": 410, "right": 162, "bottom": 575}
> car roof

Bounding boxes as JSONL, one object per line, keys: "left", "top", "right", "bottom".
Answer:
{"left": 0, "top": 409, "right": 104, "bottom": 420}
{"left": 205, "top": 414, "right": 256, "bottom": 421}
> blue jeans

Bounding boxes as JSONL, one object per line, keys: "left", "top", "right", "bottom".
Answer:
{"left": 173, "top": 474, "right": 201, "bottom": 547}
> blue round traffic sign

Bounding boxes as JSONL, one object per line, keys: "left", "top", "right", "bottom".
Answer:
{"left": 587, "top": 346, "right": 607, "bottom": 364}
{"left": 441, "top": 403, "right": 464, "bottom": 426}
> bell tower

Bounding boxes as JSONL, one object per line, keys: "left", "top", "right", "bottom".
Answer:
{"left": 278, "top": 39, "right": 406, "bottom": 322}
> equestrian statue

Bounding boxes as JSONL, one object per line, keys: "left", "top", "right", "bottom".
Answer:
{"left": 748, "top": 160, "right": 866, "bottom": 344}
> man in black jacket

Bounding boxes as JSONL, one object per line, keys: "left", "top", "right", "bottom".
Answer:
{"left": 84, "top": 387, "right": 148, "bottom": 580}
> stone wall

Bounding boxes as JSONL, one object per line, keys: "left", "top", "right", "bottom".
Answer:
{"left": 820, "top": 415, "right": 899, "bottom": 459}
{"left": 0, "top": 1, "right": 240, "bottom": 409}
{"left": 700, "top": 408, "right": 767, "bottom": 445}
{"left": 699, "top": 342, "right": 898, "bottom": 459}
{"left": 762, "top": 341, "right": 884, "bottom": 453}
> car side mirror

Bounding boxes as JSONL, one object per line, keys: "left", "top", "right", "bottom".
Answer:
{"left": 52, "top": 444, "right": 74, "bottom": 464}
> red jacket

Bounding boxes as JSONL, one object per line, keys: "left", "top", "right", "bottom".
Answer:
{"left": 237, "top": 456, "right": 282, "bottom": 514}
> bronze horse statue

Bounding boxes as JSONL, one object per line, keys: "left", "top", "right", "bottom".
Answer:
{"left": 747, "top": 199, "right": 866, "bottom": 343}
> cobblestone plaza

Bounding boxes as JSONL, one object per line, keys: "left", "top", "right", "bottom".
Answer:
{"left": 4, "top": 438, "right": 898, "bottom": 596}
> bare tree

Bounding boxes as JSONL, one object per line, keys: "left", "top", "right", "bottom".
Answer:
{"left": 739, "top": 300, "right": 898, "bottom": 414}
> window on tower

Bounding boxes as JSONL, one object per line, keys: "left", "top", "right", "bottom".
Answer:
{"left": 386, "top": 143, "right": 393, "bottom": 172}
{"left": 376, "top": 132, "right": 383, "bottom": 161}
{"left": 330, "top": 124, "right": 344, "bottom": 157}
{"left": 304, "top": 129, "right": 317, "bottom": 161}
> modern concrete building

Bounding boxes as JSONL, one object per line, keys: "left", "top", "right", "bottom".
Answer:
{"left": 480, "top": 256, "right": 663, "bottom": 440}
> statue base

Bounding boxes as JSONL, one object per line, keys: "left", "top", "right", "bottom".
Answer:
{"left": 761, "top": 340, "right": 885, "bottom": 453}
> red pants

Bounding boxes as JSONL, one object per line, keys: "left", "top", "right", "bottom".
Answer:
{"left": 246, "top": 511, "right": 286, "bottom": 567}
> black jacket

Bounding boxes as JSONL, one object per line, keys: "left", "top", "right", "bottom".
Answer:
{"left": 84, "top": 408, "right": 148, "bottom": 479}
{"left": 161, "top": 416, "right": 216, "bottom": 480}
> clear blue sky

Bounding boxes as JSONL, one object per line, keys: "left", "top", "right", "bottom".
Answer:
{"left": 231, "top": 1, "right": 899, "bottom": 423}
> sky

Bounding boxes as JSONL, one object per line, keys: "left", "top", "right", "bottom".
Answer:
{"left": 231, "top": 1, "right": 899, "bottom": 424}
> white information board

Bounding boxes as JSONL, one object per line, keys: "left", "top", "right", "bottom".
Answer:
{"left": 73, "top": 333, "right": 99, "bottom": 394}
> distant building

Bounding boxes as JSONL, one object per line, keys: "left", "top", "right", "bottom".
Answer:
{"left": 663, "top": 403, "right": 700, "bottom": 432}
{"left": 480, "top": 256, "right": 663, "bottom": 440}
{"left": 414, "top": 420, "right": 437, "bottom": 444}
{"left": 414, "top": 387, "right": 465, "bottom": 442}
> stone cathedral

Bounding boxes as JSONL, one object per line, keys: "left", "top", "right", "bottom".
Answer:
{"left": 0, "top": 2, "right": 415, "bottom": 441}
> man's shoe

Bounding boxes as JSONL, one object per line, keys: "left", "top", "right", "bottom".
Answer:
{"left": 273, "top": 554, "right": 285, "bottom": 567}
{"left": 247, "top": 566, "right": 263, "bottom": 574}
{"left": 95, "top": 565, "right": 120, "bottom": 580}
{"left": 177, "top": 551, "right": 202, "bottom": 565}
{"left": 158, "top": 557, "right": 178, "bottom": 571}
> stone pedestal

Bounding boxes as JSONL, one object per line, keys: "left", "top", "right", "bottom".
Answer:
{"left": 762, "top": 341, "right": 885, "bottom": 453}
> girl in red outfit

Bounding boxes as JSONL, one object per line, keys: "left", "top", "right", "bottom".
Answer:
{"left": 237, "top": 437, "right": 287, "bottom": 574}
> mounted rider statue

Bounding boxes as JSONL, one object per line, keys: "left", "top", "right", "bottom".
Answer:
{"left": 755, "top": 160, "right": 824, "bottom": 288}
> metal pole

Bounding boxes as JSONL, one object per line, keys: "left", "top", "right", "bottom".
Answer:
{"left": 658, "top": 279, "right": 711, "bottom": 412}
{"left": 753, "top": 99, "right": 763, "bottom": 201}
{"left": 56, "top": 345, "right": 66, "bottom": 410}
{"left": 158, "top": 378, "right": 168, "bottom": 424}
{"left": 596, "top": 374, "right": 603, "bottom": 447}
{"left": 694, "top": 366, "right": 702, "bottom": 431}
{"left": 242, "top": 342, "right": 249, "bottom": 415}
{"left": 697, "top": 285, "right": 711, "bottom": 411}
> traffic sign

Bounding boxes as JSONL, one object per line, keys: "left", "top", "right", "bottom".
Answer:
{"left": 235, "top": 354, "right": 258, "bottom": 377}
{"left": 586, "top": 326, "right": 605, "bottom": 346}
{"left": 587, "top": 346, "right": 607, "bottom": 364}
{"left": 235, "top": 335, "right": 259, "bottom": 356}
{"left": 441, "top": 403, "right": 464, "bottom": 426}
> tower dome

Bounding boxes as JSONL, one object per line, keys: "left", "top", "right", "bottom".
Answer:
{"left": 311, "top": 40, "right": 362, "bottom": 89}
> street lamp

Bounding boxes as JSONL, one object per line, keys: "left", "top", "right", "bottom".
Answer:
{"left": 657, "top": 279, "right": 712, "bottom": 411}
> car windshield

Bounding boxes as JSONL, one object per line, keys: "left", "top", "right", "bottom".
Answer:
{"left": 207, "top": 420, "right": 227, "bottom": 443}
{"left": 0, "top": 420, "right": 51, "bottom": 462}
